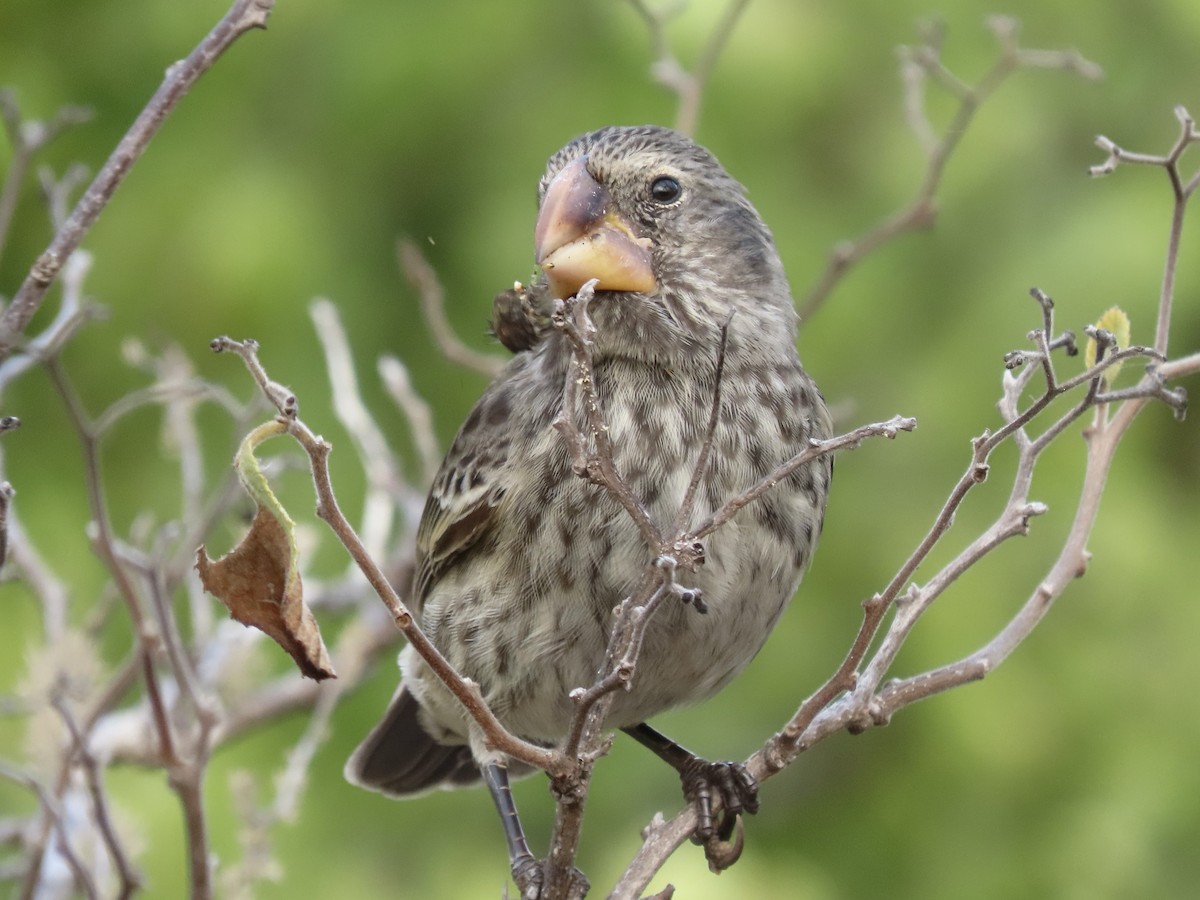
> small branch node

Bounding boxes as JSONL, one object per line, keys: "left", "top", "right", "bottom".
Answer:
{"left": 672, "top": 539, "right": 705, "bottom": 569}
{"left": 1022, "top": 500, "right": 1049, "bottom": 519}
{"left": 640, "top": 811, "right": 669, "bottom": 842}
{"left": 1050, "top": 330, "right": 1079, "bottom": 356}
{"left": 862, "top": 592, "right": 888, "bottom": 614}
{"left": 579, "top": 733, "right": 615, "bottom": 766}
{"left": 1004, "top": 350, "right": 1028, "bottom": 370}
{"left": 1084, "top": 325, "right": 1116, "bottom": 360}
{"left": 616, "top": 664, "right": 635, "bottom": 688}
{"left": 984, "top": 13, "right": 1020, "bottom": 48}
{"left": 1012, "top": 501, "right": 1048, "bottom": 535}
{"left": 1029, "top": 286, "right": 1054, "bottom": 313}
{"left": 675, "top": 587, "right": 706, "bottom": 614}
{"left": 211, "top": 335, "right": 296, "bottom": 416}
{"left": 894, "top": 582, "right": 922, "bottom": 609}
{"left": 1074, "top": 552, "right": 1091, "bottom": 579}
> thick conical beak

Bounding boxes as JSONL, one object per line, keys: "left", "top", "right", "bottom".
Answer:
{"left": 534, "top": 157, "right": 655, "bottom": 300}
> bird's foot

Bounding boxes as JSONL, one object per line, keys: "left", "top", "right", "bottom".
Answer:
{"left": 511, "top": 853, "right": 589, "bottom": 900}
{"left": 511, "top": 853, "right": 543, "bottom": 899}
{"left": 679, "top": 758, "right": 759, "bottom": 871}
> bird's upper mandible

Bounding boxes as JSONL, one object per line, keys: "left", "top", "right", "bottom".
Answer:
{"left": 534, "top": 156, "right": 657, "bottom": 300}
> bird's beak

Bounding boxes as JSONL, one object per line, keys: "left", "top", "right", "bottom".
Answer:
{"left": 535, "top": 157, "right": 656, "bottom": 300}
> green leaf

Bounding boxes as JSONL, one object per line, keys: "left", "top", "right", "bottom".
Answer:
{"left": 1084, "top": 306, "right": 1131, "bottom": 385}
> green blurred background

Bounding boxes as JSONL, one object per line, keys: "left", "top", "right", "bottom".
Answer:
{"left": 2, "top": 0, "right": 1199, "bottom": 897}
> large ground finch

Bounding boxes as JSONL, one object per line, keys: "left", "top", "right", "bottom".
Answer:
{"left": 347, "top": 124, "right": 832, "bottom": 889}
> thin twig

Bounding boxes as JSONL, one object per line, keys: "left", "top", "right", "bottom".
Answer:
{"left": 0, "top": 0, "right": 276, "bottom": 360}
{"left": 543, "top": 282, "right": 915, "bottom": 897}
{"left": 7, "top": 767, "right": 99, "bottom": 900}
{"left": 137, "top": 549, "right": 218, "bottom": 731}
{"left": 624, "top": 0, "right": 751, "bottom": 137}
{"left": 689, "top": 415, "right": 916, "bottom": 541}
{"left": 0, "top": 90, "right": 93, "bottom": 269}
{"left": 378, "top": 354, "right": 442, "bottom": 487}
{"left": 23, "top": 354, "right": 213, "bottom": 898}
{"left": 614, "top": 103, "right": 1200, "bottom": 891}
{"left": 44, "top": 358, "right": 179, "bottom": 764}
{"left": 798, "top": 19, "right": 1102, "bottom": 322}
{"left": 0, "top": 417, "right": 19, "bottom": 570}
{"left": 1091, "top": 106, "right": 1200, "bottom": 356}
{"left": 3, "top": 507, "right": 69, "bottom": 641}
{"left": 51, "top": 692, "right": 143, "bottom": 899}
{"left": 173, "top": 768, "right": 212, "bottom": 900}
{"left": 671, "top": 316, "right": 731, "bottom": 535}
{"left": 0, "top": 249, "right": 101, "bottom": 398}
{"left": 310, "top": 298, "right": 408, "bottom": 561}
{"left": 38, "top": 163, "right": 93, "bottom": 233}
{"left": 552, "top": 284, "right": 664, "bottom": 551}
{"left": 210, "top": 337, "right": 563, "bottom": 777}
{"left": 397, "top": 238, "right": 505, "bottom": 378}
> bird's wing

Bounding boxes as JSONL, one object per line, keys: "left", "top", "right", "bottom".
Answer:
{"left": 412, "top": 449, "right": 506, "bottom": 613}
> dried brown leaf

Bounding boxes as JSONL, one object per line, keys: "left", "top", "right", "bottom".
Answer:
{"left": 197, "top": 421, "right": 335, "bottom": 681}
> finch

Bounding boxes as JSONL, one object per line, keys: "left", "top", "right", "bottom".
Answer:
{"left": 347, "top": 124, "right": 832, "bottom": 886}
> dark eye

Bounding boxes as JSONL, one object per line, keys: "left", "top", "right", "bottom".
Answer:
{"left": 649, "top": 175, "right": 681, "bottom": 204}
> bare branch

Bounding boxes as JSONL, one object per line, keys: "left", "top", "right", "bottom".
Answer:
{"left": 44, "top": 357, "right": 180, "bottom": 762}
{"left": 396, "top": 238, "right": 505, "bottom": 378}
{"left": 3, "top": 506, "right": 70, "bottom": 641}
{"left": 551, "top": 283, "right": 664, "bottom": 551}
{"left": 1092, "top": 105, "right": 1200, "bottom": 356}
{"left": 28, "top": 341, "right": 237, "bottom": 897}
{"left": 671, "top": 316, "right": 731, "bottom": 536}
{"left": 688, "top": 415, "right": 916, "bottom": 541}
{"left": 0, "top": 249, "right": 102, "bottom": 398}
{"left": 50, "top": 692, "right": 143, "bottom": 899}
{"left": 798, "top": 20, "right": 1102, "bottom": 322}
{"left": 624, "top": 0, "right": 751, "bottom": 137}
{"left": 38, "top": 163, "right": 92, "bottom": 233}
{"left": 542, "top": 280, "right": 915, "bottom": 896}
{"left": 378, "top": 354, "right": 442, "bottom": 487}
{"left": 0, "top": 417, "right": 19, "bottom": 570}
{"left": 617, "top": 206, "right": 1197, "bottom": 893}
{"left": 309, "top": 298, "right": 407, "bottom": 561}
{"left": 210, "top": 336, "right": 563, "bottom": 777}
{"left": 4, "top": 763, "right": 99, "bottom": 900}
{"left": 0, "top": 0, "right": 276, "bottom": 359}
{"left": 0, "top": 90, "right": 93, "bottom": 269}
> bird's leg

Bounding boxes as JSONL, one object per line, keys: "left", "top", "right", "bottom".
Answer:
{"left": 483, "top": 763, "right": 591, "bottom": 898}
{"left": 482, "top": 763, "right": 542, "bottom": 896}
{"left": 622, "top": 722, "right": 758, "bottom": 863}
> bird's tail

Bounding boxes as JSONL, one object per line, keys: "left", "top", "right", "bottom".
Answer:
{"left": 344, "top": 685, "right": 482, "bottom": 797}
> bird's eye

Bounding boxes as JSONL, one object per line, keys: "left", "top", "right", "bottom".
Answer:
{"left": 649, "top": 175, "right": 682, "bottom": 204}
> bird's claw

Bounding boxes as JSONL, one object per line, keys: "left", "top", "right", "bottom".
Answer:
{"left": 702, "top": 812, "right": 746, "bottom": 873}
{"left": 680, "top": 757, "right": 759, "bottom": 868}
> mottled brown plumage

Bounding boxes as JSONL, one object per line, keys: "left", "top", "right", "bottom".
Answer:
{"left": 347, "top": 125, "right": 832, "bottom": 876}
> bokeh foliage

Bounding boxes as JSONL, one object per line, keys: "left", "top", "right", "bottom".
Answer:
{"left": 2, "top": 0, "right": 1198, "bottom": 897}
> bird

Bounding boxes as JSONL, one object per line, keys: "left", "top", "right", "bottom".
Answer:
{"left": 346, "top": 124, "right": 832, "bottom": 893}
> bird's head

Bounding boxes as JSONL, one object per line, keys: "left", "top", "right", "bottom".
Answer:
{"left": 533, "top": 125, "right": 795, "bottom": 353}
